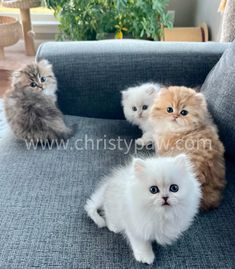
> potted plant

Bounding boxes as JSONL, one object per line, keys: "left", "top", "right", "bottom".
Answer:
{"left": 45, "top": 0, "right": 173, "bottom": 41}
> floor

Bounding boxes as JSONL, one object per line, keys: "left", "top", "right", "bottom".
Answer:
{"left": 0, "top": 43, "right": 35, "bottom": 97}
{"left": 0, "top": 99, "right": 8, "bottom": 140}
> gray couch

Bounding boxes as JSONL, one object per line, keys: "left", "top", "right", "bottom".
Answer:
{"left": 0, "top": 40, "right": 234, "bottom": 268}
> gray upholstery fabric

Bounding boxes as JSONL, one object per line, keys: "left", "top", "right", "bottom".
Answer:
{"left": 36, "top": 40, "right": 228, "bottom": 119}
{"left": 1, "top": 42, "right": 234, "bottom": 268}
{"left": 0, "top": 99, "right": 6, "bottom": 140}
{"left": 0, "top": 115, "right": 234, "bottom": 269}
{"left": 201, "top": 41, "right": 235, "bottom": 160}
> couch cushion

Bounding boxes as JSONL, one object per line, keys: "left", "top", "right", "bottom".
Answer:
{"left": 201, "top": 41, "right": 235, "bottom": 160}
{"left": 0, "top": 115, "right": 234, "bottom": 268}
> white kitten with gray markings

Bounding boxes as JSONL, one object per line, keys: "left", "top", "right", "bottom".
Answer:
{"left": 121, "top": 83, "right": 160, "bottom": 146}
{"left": 85, "top": 154, "right": 201, "bottom": 264}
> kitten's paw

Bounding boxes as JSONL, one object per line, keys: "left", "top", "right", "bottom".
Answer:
{"left": 134, "top": 250, "right": 155, "bottom": 265}
{"left": 84, "top": 202, "right": 106, "bottom": 229}
{"left": 107, "top": 224, "right": 121, "bottom": 234}
{"left": 136, "top": 138, "right": 146, "bottom": 146}
{"left": 96, "top": 217, "right": 106, "bottom": 228}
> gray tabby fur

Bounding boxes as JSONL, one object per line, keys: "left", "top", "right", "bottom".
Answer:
{"left": 4, "top": 60, "right": 73, "bottom": 143}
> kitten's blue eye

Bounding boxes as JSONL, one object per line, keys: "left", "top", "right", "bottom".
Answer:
{"left": 30, "top": 82, "right": 37, "bottom": 88}
{"left": 169, "top": 184, "right": 179, "bottom": 192}
{"left": 41, "top": 77, "right": 46, "bottom": 83}
{"left": 149, "top": 186, "right": 159, "bottom": 194}
{"left": 180, "top": 110, "right": 188, "bottom": 116}
{"left": 132, "top": 106, "right": 137, "bottom": 111}
{"left": 142, "top": 105, "right": 148, "bottom": 110}
{"left": 167, "top": 107, "right": 173, "bottom": 113}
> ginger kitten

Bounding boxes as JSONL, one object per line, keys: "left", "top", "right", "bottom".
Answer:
{"left": 150, "top": 86, "right": 226, "bottom": 210}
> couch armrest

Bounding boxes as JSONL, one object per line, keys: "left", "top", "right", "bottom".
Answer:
{"left": 36, "top": 40, "right": 228, "bottom": 119}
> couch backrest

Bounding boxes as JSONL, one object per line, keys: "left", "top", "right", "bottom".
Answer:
{"left": 36, "top": 40, "right": 227, "bottom": 119}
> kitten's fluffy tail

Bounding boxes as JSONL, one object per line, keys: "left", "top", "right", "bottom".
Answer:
{"left": 84, "top": 183, "right": 107, "bottom": 228}
{"left": 55, "top": 123, "right": 77, "bottom": 141}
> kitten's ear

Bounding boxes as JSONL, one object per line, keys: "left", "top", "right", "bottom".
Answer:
{"left": 11, "top": 71, "right": 22, "bottom": 86}
{"left": 133, "top": 158, "right": 145, "bottom": 176}
{"left": 195, "top": 93, "right": 204, "bottom": 100}
{"left": 174, "top": 154, "right": 190, "bottom": 174}
{"left": 158, "top": 87, "right": 168, "bottom": 96}
{"left": 146, "top": 84, "right": 161, "bottom": 95}
{"left": 38, "top": 59, "right": 50, "bottom": 65}
{"left": 195, "top": 93, "right": 206, "bottom": 103}
{"left": 146, "top": 87, "right": 155, "bottom": 95}
{"left": 121, "top": 91, "right": 128, "bottom": 100}
{"left": 195, "top": 92, "right": 208, "bottom": 111}
{"left": 38, "top": 59, "right": 53, "bottom": 70}
{"left": 12, "top": 70, "right": 21, "bottom": 78}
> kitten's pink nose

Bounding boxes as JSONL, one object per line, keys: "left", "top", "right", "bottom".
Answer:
{"left": 171, "top": 114, "right": 179, "bottom": 121}
{"left": 38, "top": 84, "right": 43, "bottom": 90}
{"left": 162, "top": 196, "right": 168, "bottom": 202}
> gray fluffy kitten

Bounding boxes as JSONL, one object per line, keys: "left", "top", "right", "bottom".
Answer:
{"left": 4, "top": 60, "right": 73, "bottom": 143}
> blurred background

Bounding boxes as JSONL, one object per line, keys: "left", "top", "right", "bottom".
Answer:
{"left": 0, "top": 0, "right": 234, "bottom": 96}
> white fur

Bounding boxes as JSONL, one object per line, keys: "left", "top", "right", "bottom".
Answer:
{"left": 121, "top": 83, "right": 161, "bottom": 146}
{"left": 43, "top": 83, "right": 57, "bottom": 102}
{"left": 38, "top": 60, "right": 58, "bottom": 102}
{"left": 85, "top": 155, "right": 201, "bottom": 264}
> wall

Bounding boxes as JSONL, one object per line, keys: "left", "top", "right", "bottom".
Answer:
{"left": 168, "top": 0, "right": 196, "bottom": 26}
{"left": 169, "top": 0, "right": 222, "bottom": 41}
{"left": 194, "top": 0, "right": 222, "bottom": 41}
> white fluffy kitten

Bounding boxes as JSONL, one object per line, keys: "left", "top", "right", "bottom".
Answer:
{"left": 85, "top": 154, "right": 201, "bottom": 265}
{"left": 121, "top": 83, "right": 160, "bottom": 146}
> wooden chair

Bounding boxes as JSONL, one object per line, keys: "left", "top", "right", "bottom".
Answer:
{"left": 162, "top": 23, "right": 209, "bottom": 42}
{"left": 2, "top": 0, "right": 41, "bottom": 56}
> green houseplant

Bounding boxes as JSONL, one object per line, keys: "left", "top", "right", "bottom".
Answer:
{"left": 45, "top": 0, "right": 173, "bottom": 41}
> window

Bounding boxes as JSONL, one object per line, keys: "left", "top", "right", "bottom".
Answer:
{"left": 0, "top": 2, "right": 58, "bottom": 39}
